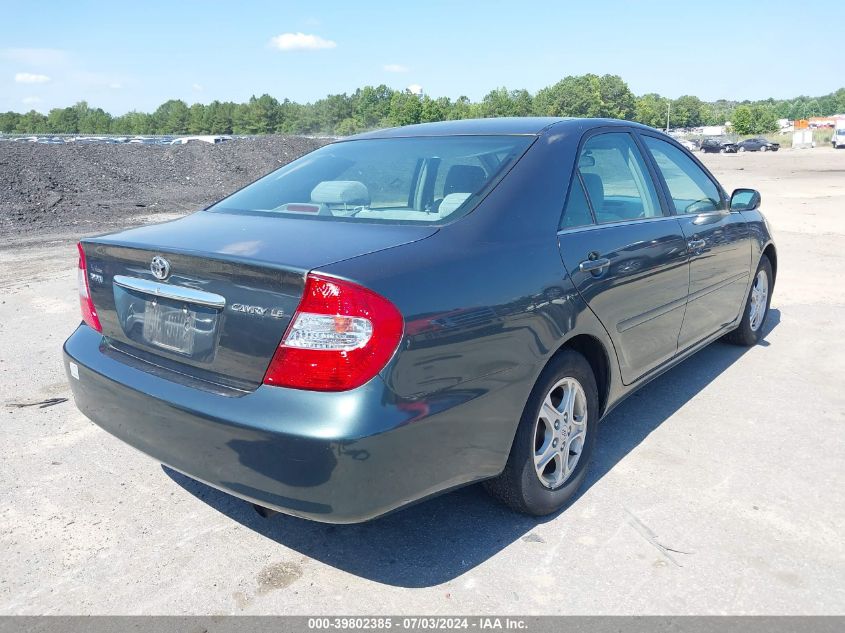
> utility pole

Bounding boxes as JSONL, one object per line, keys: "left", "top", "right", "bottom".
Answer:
{"left": 666, "top": 101, "right": 671, "bottom": 132}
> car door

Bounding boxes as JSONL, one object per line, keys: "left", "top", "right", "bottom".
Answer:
{"left": 639, "top": 133, "right": 751, "bottom": 350}
{"left": 557, "top": 130, "right": 690, "bottom": 384}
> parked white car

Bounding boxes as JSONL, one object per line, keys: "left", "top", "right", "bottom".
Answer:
{"left": 170, "top": 135, "right": 233, "bottom": 145}
{"left": 833, "top": 120, "right": 845, "bottom": 149}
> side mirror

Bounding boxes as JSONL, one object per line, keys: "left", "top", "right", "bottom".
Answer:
{"left": 730, "top": 188, "right": 761, "bottom": 211}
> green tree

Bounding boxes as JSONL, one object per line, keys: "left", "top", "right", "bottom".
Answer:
{"left": 597, "top": 74, "right": 635, "bottom": 119}
{"left": 47, "top": 107, "right": 79, "bottom": 133}
{"left": 241, "top": 94, "right": 281, "bottom": 134}
{"left": 535, "top": 74, "right": 604, "bottom": 117}
{"left": 731, "top": 105, "right": 754, "bottom": 134}
{"left": 152, "top": 99, "right": 190, "bottom": 134}
{"left": 110, "top": 111, "right": 152, "bottom": 135}
{"left": 634, "top": 93, "right": 667, "bottom": 128}
{"left": 78, "top": 106, "right": 111, "bottom": 134}
{"left": 420, "top": 95, "right": 449, "bottom": 123}
{"left": 388, "top": 90, "right": 422, "bottom": 126}
{"left": 479, "top": 87, "right": 533, "bottom": 118}
{"left": 4, "top": 82, "right": 843, "bottom": 138}
{"left": 15, "top": 110, "right": 48, "bottom": 133}
{"left": 0, "top": 111, "right": 22, "bottom": 133}
{"left": 670, "top": 95, "right": 705, "bottom": 127}
{"left": 750, "top": 105, "right": 778, "bottom": 133}
{"left": 187, "top": 103, "right": 208, "bottom": 134}
{"left": 449, "top": 96, "right": 475, "bottom": 120}
{"left": 732, "top": 104, "right": 778, "bottom": 135}
{"left": 353, "top": 85, "right": 393, "bottom": 129}
{"left": 206, "top": 101, "right": 233, "bottom": 134}
{"left": 335, "top": 117, "right": 360, "bottom": 136}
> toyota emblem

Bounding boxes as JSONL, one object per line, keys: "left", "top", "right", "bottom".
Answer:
{"left": 150, "top": 256, "right": 171, "bottom": 280}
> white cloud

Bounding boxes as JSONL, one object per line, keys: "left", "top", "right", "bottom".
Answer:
{"left": 407, "top": 84, "right": 423, "bottom": 96}
{"left": 269, "top": 32, "right": 336, "bottom": 51}
{"left": 383, "top": 64, "right": 409, "bottom": 73}
{"left": 192, "top": 83, "right": 204, "bottom": 91}
{"left": 2, "top": 48, "right": 68, "bottom": 66}
{"left": 109, "top": 82, "right": 122, "bottom": 89}
{"left": 21, "top": 96, "right": 41, "bottom": 105}
{"left": 15, "top": 72, "right": 51, "bottom": 84}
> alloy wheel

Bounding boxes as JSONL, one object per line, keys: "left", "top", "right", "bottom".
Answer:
{"left": 532, "top": 377, "right": 588, "bottom": 489}
{"left": 749, "top": 269, "right": 769, "bottom": 332}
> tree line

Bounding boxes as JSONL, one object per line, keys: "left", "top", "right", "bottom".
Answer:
{"left": 2, "top": 74, "right": 843, "bottom": 137}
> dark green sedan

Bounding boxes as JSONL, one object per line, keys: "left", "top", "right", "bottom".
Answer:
{"left": 64, "top": 118, "right": 776, "bottom": 522}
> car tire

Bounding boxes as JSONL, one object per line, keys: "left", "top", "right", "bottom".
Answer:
{"left": 719, "top": 147, "right": 726, "bottom": 154}
{"left": 724, "top": 255, "right": 773, "bottom": 347}
{"left": 484, "top": 349, "right": 599, "bottom": 516}
{"left": 738, "top": 146, "right": 746, "bottom": 152}
{"left": 760, "top": 145, "right": 767, "bottom": 152}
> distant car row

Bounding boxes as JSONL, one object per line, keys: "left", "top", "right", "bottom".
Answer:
{"left": 0, "top": 135, "right": 233, "bottom": 145}
{"left": 699, "top": 137, "right": 780, "bottom": 154}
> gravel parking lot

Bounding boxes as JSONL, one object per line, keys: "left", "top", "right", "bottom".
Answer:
{"left": 1, "top": 146, "right": 843, "bottom": 615}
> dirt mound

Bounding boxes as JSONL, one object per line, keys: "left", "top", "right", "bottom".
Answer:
{"left": 0, "top": 136, "right": 330, "bottom": 239}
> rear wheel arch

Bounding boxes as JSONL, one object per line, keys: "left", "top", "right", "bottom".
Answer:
{"left": 501, "top": 332, "right": 612, "bottom": 460}
{"left": 554, "top": 334, "right": 611, "bottom": 418}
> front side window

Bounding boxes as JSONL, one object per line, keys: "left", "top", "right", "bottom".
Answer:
{"left": 643, "top": 136, "right": 725, "bottom": 214}
{"left": 577, "top": 132, "right": 662, "bottom": 223}
{"left": 207, "top": 136, "right": 534, "bottom": 224}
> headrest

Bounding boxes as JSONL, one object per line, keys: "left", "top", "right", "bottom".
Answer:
{"left": 310, "top": 181, "right": 370, "bottom": 206}
{"left": 443, "top": 165, "right": 486, "bottom": 196}
{"left": 438, "top": 192, "right": 472, "bottom": 216}
{"left": 580, "top": 172, "right": 604, "bottom": 208}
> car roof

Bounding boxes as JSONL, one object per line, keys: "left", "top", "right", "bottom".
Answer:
{"left": 347, "top": 117, "right": 656, "bottom": 140}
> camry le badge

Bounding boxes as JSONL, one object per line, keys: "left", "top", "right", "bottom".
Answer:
{"left": 231, "top": 303, "right": 285, "bottom": 318}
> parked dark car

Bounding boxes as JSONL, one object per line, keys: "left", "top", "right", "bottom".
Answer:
{"left": 64, "top": 118, "right": 776, "bottom": 523}
{"left": 736, "top": 137, "right": 780, "bottom": 152}
{"left": 700, "top": 137, "right": 738, "bottom": 153}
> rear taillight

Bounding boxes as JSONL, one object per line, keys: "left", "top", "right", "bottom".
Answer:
{"left": 263, "top": 274, "right": 403, "bottom": 391}
{"left": 77, "top": 242, "right": 102, "bottom": 332}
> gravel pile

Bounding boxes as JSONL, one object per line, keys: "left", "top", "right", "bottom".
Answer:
{"left": 0, "top": 136, "right": 330, "bottom": 239}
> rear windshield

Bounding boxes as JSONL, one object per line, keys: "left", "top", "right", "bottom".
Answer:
{"left": 208, "top": 135, "right": 534, "bottom": 224}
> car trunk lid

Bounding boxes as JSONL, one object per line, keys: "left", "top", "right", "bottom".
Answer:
{"left": 82, "top": 211, "right": 436, "bottom": 390}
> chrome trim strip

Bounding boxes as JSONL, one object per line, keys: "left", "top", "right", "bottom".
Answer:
{"left": 557, "top": 215, "right": 679, "bottom": 236}
{"left": 113, "top": 275, "right": 226, "bottom": 309}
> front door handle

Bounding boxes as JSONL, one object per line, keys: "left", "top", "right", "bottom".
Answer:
{"left": 579, "top": 257, "right": 611, "bottom": 273}
{"left": 687, "top": 239, "right": 706, "bottom": 251}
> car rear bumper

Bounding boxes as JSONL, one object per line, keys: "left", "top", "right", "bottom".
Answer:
{"left": 64, "top": 324, "right": 508, "bottom": 523}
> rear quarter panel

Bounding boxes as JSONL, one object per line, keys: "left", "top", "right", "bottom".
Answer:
{"left": 319, "top": 123, "right": 621, "bottom": 467}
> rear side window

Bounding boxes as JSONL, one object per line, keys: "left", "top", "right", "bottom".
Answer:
{"left": 642, "top": 137, "right": 726, "bottom": 214}
{"left": 578, "top": 133, "right": 662, "bottom": 223}
{"left": 559, "top": 176, "right": 594, "bottom": 229}
{"left": 208, "top": 136, "right": 534, "bottom": 224}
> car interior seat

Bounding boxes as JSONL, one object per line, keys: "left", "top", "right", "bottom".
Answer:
{"left": 443, "top": 165, "right": 486, "bottom": 197}
{"left": 580, "top": 172, "right": 604, "bottom": 216}
{"left": 310, "top": 180, "right": 370, "bottom": 216}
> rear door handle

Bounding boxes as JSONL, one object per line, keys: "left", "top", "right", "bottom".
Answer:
{"left": 687, "top": 239, "right": 706, "bottom": 251}
{"left": 579, "top": 257, "right": 610, "bottom": 273}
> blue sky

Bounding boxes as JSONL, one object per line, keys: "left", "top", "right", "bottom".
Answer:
{"left": 3, "top": 0, "right": 840, "bottom": 114}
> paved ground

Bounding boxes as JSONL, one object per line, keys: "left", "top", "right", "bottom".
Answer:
{"left": 1, "top": 148, "right": 843, "bottom": 615}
